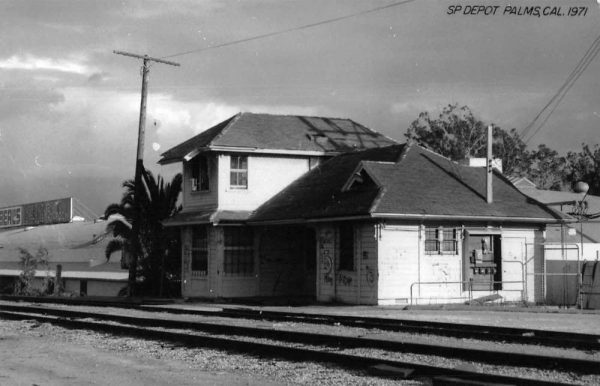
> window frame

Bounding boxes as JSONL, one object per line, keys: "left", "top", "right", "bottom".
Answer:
{"left": 425, "top": 226, "right": 458, "bottom": 255}
{"left": 190, "top": 155, "right": 210, "bottom": 192}
{"left": 424, "top": 227, "right": 440, "bottom": 254}
{"left": 223, "top": 227, "right": 254, "bottom": 276}
{"left": 191, "top": 226, "right": 208, "bottom": 277}
{"left": 230, "top": 155, "right": 248, "bottom": 190}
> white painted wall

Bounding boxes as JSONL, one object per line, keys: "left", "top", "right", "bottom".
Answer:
{"left": 217, "top": 154, "right": 310, "bottom": 211}
{"left": 377, "top": 224, "right": 420, "bottom": 305}
{"left": 376, "top": 223, "right": 544, "bottom": 305}
{"left": 501, "top": 227, "right": 543, "bottom": 303}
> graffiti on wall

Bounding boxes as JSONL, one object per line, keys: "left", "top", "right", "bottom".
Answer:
{"left": 365, "top": 265, "right": 376, "bottom": 287}
{"left": 322, "top": 249, "right": 333, "bottom": 284}
{"left": 337, "top": 272, "right": 353, "bottom": 286}
{"left": 319, "top": 227, "right": 335, "bottom": 286}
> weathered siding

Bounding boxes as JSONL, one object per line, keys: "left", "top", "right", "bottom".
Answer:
{"left": 492, "top": 227, "right": 543, "bottom": 303}
{"left": 217, "top": 226, "right": 259, "bottom": 298}
{"left": 316, "top": 224, "right": 335, "bottom": 302}
{"left": 377, "top": 224, "right": 420, "bottom": 305}
{"left": 374, "top": 223, "right": 543, "bottom": 305}
{"left": 257, "top": 226, "right": 315, "bottom": 297}
{"left": 315, "top": 222, "right": 379, "bottom": 304}
{"left": 218, "top": 154, "right": 310, "bottom": 211}
{"left": 418, "top": 237, "right": 463, "bottom": 304}
{"left": 181, "top": 226, "right": 212, "bottom": 298}
{"left": 357, "top": 223, "right": 378, "bottom": 304}
{"left": 182, "top": 156, "right": 219, "bottom": 212}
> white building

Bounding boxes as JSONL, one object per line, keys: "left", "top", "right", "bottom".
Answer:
{"left": 161, "top": 113, "right": 566, "bottom": 305}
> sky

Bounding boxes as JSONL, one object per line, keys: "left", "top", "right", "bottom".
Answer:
{"left": 1, "top": 0, "right": 599, "bottom": 216}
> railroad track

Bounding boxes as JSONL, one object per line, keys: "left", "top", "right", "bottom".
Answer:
{"left": 0, "top": 303, "right": 597, "bottom": 385}
{"left": 4, "top": 295, "right": 596, "bottom": 351}
{"left": 197, "top": 307, "right": 600, "bottom": 351}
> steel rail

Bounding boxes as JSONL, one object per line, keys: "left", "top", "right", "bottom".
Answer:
{"left": 0, "top": 309, "right": 571, "bottom": 386}
{"left": 1, "top": 304, "right": 599, "bottom": 376}
{"left": 217, "top": 308, "right": 600, "bottom": 350}
{"left": 2, "top": 296, "right": 599, "bottom": 350}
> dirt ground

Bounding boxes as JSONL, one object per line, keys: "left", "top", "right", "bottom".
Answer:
{"left": 0, "top": 318, "right": 410, "bottom": 386}
{"left": 0, "top": 321, "right": 281, "bottom": 386}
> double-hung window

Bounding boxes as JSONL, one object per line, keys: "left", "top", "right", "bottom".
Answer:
{"left": 441, "top": 229, "right": 458, "bottom": 253}
{"left": 223, "top": 227, "right": 254, "bottom": 275}
{"left": 191, "top": 226, "right": 208, "bottom": 277}
{"left": 230, "top": 155, "right": 248, "bottom": 189}
{"left": 424, "top": 227, "right": 440, "bottom": 254}
{"left": 425, "top": 226, "right": 458, "bottom": 254}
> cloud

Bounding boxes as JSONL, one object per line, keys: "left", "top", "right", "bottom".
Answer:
{"left": 87, "top": 72, "right": 110, "bottom": 83}
{"left": 0, "top": 55, "right": 93, "bottom": 75}
{"left": 147, "top": 94, "right": 321, "bottom": 150}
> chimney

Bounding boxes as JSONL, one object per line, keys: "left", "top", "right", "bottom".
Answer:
{"left": 486, "top": 125, "right": 493, "bottom": 204}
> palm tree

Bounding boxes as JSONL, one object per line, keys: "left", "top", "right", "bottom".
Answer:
{"left": 105, "top": 168, "right": 182, "bottom": 297}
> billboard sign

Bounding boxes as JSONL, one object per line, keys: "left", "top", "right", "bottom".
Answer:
{"left": 0, "top": 198, "right": 72, "bottom": 229}
{"left": 0, "top": 207, "right": 22, "bottom": 228}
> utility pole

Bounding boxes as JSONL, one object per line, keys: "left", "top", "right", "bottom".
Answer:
{"left": 113, "top": 51, "right": 180, "bottom": 297}
{"left": 486, "top": 125, "right": 493, "bottom": 204}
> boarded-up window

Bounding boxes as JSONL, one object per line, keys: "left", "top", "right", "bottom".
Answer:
{"left": 191, "top": 226, "right": 208, "bottom": 277}
{"left": 338, "top": 224, "right": 354, "bottom": 271}
{"left": 230, "top": 155, "right": 248, "bottom": 189}
{"left": 224, "top": 227, "right": 254, "bottom": 275}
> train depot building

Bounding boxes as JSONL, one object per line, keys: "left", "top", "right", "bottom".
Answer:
{"left": 161, "top": 113, "right": 567, "bottom": 305}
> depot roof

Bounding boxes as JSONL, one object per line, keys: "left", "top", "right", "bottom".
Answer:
{"left": 159, "top": 112, "right": 397, "bottom": 164}
{"left": 250, "top": 144, "right": 569, "bottom": 224}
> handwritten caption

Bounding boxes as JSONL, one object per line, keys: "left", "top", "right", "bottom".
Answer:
{"left": 447, "top": 5, "right": 589, "bottom": 17}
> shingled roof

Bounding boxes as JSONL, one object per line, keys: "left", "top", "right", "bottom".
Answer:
{"left": 250, "top": 144, "right": 568, "bottom": 224}
{"left": 159, "top": 112, "right": 397, "bottom": 164}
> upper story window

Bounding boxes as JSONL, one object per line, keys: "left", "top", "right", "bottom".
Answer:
{"left": 425, "top": 226, "right": 458, "bottom": 254}
{"left": 230, "top": 155, "right": 248, "bottom": 189}
{"left": 191, "top": 155, "right": 209, "bottom": 192}
{"left": 338, "top": 223, "right": 354, "bottom": 271}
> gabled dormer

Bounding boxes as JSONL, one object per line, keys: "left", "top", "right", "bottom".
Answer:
{"left": 342, "top": 162, "right": 383, "bottom": 192}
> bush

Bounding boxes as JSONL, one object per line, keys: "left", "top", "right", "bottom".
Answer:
{"left": 13, "top": 247, "right": 49, "bottom": 296}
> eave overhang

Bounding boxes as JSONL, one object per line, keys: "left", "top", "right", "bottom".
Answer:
{"left": 159, "top": 146, "right": 338, "bottom": 165}
{"left": 249, "top": 212, "right": 571, "bottom": 226}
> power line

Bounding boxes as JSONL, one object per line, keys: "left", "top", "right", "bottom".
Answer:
{"left": 521, "top": 32, "right": 600, "bottom": 144}
{"left": 160, "top": 0, "right": 419, "bottom": 59}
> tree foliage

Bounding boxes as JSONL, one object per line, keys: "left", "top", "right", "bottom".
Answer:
{"left": 527, "top": 144, "right": 567, "bottom": 191}
{"left": 404, "top": 104, "right": 597, "bottom": 192}
{"left": 14, "top": 247, "right": 49, "bottom": 296}
{"left": 565, "top": 144, "right": 600, "bottom": 195}
{"left": 105, "top": 168, "right": 183, "bottom": 297}
{"left": 405, "top": 104, "right": 532, "bottom": 177}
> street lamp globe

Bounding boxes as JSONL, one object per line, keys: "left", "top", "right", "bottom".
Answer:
{"left": 574, "top": 181, "right": 589, "bottom": 194}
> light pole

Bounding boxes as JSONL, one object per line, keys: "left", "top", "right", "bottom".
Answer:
{"left": 573, "top": 181, "right": 589, "bottom": 308}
